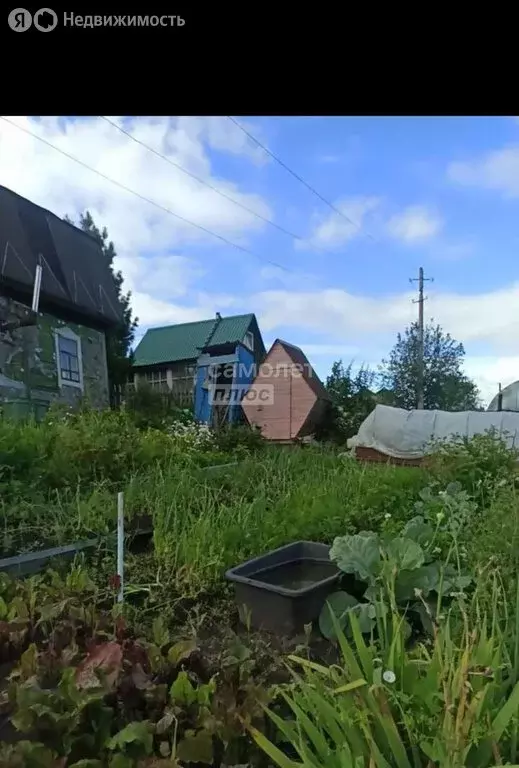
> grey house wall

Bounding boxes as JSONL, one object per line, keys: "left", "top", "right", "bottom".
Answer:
{"left": 0, "top": 295, "right": 110, "bottom": 418}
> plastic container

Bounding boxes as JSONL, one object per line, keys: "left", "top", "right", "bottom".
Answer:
{"left": 225, "top": 541, "right": 340, "bottom": 634}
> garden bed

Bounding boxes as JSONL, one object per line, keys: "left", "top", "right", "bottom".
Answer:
{"left": 355, "top": 445, "right": 423, "bottom": 466}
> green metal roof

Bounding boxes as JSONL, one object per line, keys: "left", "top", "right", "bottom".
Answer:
{"left": 133, "top": 313, "right": 256, "bottom": 367}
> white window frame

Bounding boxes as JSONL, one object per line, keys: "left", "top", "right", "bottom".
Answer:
{"left": 54, "top": 327, "right": 84, "bottom": 391}
{"left": 243, "top": 331, "right": 254, "bottom": 351}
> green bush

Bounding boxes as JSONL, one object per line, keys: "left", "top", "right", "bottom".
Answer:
{"left": 429, "top": 429, "right": 519, "bottom": 503}
{"left": 212, "top": 423, "right": 265, "bottom": 457}
{"left": 124, "top": 384, "right": 194, "bottom": 430}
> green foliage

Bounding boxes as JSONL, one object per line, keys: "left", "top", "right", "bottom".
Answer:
{"left": 317, "top": 361, "right": 378, "bottom": 443}
{"left": 66, "top": 211, "right": 138, "bottom": 407}
{"left": 0, "top": 565, "right": 271, "bottom": 767}
{"left": 1, "top": 401, "right": 519, "bottom": 766}
{"left": 212, "top": 422, "right": 265, "bottom": 457}
{"left": 429, "top": 429, "right": 519, "bottom": 502}
{"left": 124, "top": 384, "right": 194, "bottom": 431}
{"left": 0, "top": 406, "right": 232, "bottom": 554}
{"left": 253, "top": 586, "right": 519, "bottom": 768}
{"left": 319, "top": 499, "right": 472, "bottom": 641}
{"left": 381, "top": 320, "right": 481, "bottom": 411}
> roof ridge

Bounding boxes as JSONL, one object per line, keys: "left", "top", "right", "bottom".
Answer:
{"left": 275, "top": 338, "right": 305, "bottom": 353}
{"left": 201, "top": 315, "right": 221, "bottom": 350}
{"left": 143, "top": 318, "right": 214, "bottom": 333}
{"left": 143, "top": 312, "right": 254, "bottom": 334}
{"left": 0, "top": 184, "right": 101, "bottom": 246}
{"left": 132, "top": 312, "right": 258, "bottom": 367}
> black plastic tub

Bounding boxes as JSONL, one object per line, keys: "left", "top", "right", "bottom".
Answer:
{"left": 225, "top": 541, "right": 340, "bottom": 634}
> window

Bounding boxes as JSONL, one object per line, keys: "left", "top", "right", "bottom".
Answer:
{"left": 55, "top": 328, "right": 83, "bottom": 390}
{"left": 145, "top": 369, "right": 168, "bottom": 390}
{"left": 243, "top": 331, "right": 254, "bottom": 351}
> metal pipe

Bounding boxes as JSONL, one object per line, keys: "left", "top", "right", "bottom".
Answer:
{"left": 31, "top": 263, "right": 43, "bottom": 313}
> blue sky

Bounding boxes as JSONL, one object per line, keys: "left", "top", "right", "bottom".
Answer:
{"left": 1, "top": 115, "right": 518, "bottom": 403}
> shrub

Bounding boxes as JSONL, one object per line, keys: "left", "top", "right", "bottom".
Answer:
{"left": 124, "top": 384, "right": 194, "bottom": 430}
{"left": 213, "top": 423, "right": 264, "bottom": 457}
{"left": 428, "top": 429, "right": 519, "bottom": 503}
{"left": 345, "top": 464, "right": 427, "bottom": 531}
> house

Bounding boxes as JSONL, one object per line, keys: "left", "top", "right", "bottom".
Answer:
{"left": 0, "top": 185, "right": 123, "bottom": 419}
{"left": 241, "top": 339, "right": 331, "bottom": 442}
{"left": 132, "top": 313, "right": 266, "bottom": 426}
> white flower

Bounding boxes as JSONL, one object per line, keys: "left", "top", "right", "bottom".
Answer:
{"left": 384, "top": 513, "right": 392, "bottom": 520}
{"left": 436, "top": 512, "right": 445, "bottom": 522}
{"left": 382, "top": 670, "right": 396, "bottom": 684}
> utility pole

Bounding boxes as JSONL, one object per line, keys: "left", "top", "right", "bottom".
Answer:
{"left": 410, "top": 267, "right": 433, "bottom": 410}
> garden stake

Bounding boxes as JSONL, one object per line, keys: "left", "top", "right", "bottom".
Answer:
{"left": 117, "top": 491, "right": 124, "bottom": 603}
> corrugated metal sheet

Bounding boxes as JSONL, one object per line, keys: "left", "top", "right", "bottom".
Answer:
{"left": 209, "top": 315, "right": 254, "bottom": 346}
{"left": 0, "top": 185, "right": 122, "bottom": 326}
{"left": 133, "top": 313, "right": 256, "bottom": 367}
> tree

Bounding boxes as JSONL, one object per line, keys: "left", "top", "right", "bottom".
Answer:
{"left": 316, "top": 361, "right": 379, "bottom": 443}
{"left": 65, "top": 211, "right": 138, "bottom": 406}
{"left": 380, "top": 321, "right": 480, "bottom": 411}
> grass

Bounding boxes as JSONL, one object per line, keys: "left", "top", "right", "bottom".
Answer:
{"left": 1, "top": 410, "right": 428, "bottom": 592}
{"left": 3, "top": 408, "right": 519, "bottom": 765}
{"left": 149, "top": 451, "right": 426, "bottom": 594}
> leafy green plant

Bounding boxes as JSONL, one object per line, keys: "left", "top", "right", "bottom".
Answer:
{"left": 251, "top": 598, "right": 519, "bottom": 768}
{"left": 212, "top": 422, "right": 265, "bottom": 457}
{"left": 124, "top": 384, "right": 193, "bottom": 431}
{"left": 2, "top": 588, "right": 272, "bottom": 768}
{"left": 429, "top": 429, "right": 519, "bottom": 503}
{"left": 319, "top": 512, "right": 472, "bottom": 641}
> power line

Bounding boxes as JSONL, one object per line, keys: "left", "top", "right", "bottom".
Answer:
{"left": 0, "top": 116, "right": 290, "bottom": 273}
{"left": 99, "top": 115, "right": 321, "bottom": 250}
{"left": 227, "top": 115, "right": 374, "bottom": 241}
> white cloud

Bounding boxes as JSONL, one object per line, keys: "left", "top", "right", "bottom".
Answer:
{"left": 387, "top": 205, "right": 442, "bottom": 243}
{"left": 115, "top": 254, "right": 205, "bottom": 302}
{"left": 197, "top": 116, "right": 270, "bottom": 166}
{"left": 447, "top": 145, "right": 519, "bottom": 198}
{"left": 0, "top": 116, "right": 271, "bottom": 254}
{"left": 463, "top": 356, "right": 519, "bottom": 407}
{"left": 253, "top": 285, "right": 519, "bottom": 408}
{"left": 0, "top": 115, "right": 273, "bottom": 327}
{"left": 253, "top": 281, "right": 519, "bottom": 353}
{"left": 298, "top": 196, "right": 379, "bottom": 250}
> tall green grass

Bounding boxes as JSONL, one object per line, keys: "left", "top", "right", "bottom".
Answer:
{"left": 3, "top": 407, "right": 518, "bottom": 603}
{"left": 148, "top": 450, "right": 426, "bottom": 594}
{"left": 251, "top": 573, "right": 519, "bottom": 768}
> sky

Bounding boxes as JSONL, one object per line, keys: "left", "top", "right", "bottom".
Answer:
{"left": 0, "top": 115, "right": 518, "bottom": 405}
